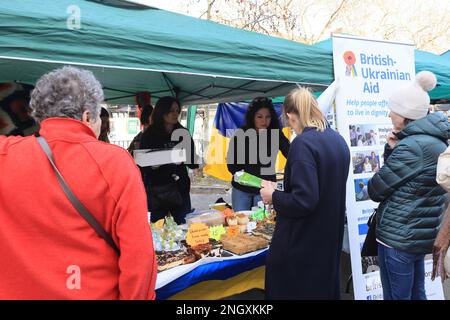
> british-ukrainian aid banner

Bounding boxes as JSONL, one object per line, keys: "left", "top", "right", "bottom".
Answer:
{"left": 332, "top": 34, "right": 445, "bottom": 300}
{"left": 203, "top": 102, "right": 290, "bottom": 181}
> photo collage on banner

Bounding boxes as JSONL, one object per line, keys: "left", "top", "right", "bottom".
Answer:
{"left": 332, "top": 34, "right": 445, "bottom": 300}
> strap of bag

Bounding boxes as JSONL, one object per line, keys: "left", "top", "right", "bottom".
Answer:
{"left": 36, "top": 136, "right": 120, "bottom": 256}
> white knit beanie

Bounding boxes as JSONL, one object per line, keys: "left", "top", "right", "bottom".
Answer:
{"left": 388, "top": 71, "right": 437, "bottom": 120}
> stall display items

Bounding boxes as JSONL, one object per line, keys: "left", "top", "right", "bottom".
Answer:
{"left": 153, "top": 202, "right": 276, "bottom": 275}
{"left": 265, "top": 208, "right": 277, "bottom": 224}
{"left": 188, "top": 242, "right": 212, "bottom": 260}
{"left": 221, "top": 233, "right": 269, "bottom": 255}
{"left": 186, "top": 210, "right": 225, "bottom": 226}
{"left": 152, "top": 216, "right": 185, "bottom": 252}
{"left": 156, "top": 250, "right": 196, "bottom": 272}
{"left": 236, "top": 213, "right": 249, "bottom": 233}
{"left": 209, "top": 238, "right": 224, "bottom": 257}
{"left": 252, "top": 223, "right": 276, "bottom": 242}
{"left": 223, "top": 208, "right": 251, "bottom": 233}
{"left": 226, "top": 215, "right": 238, "bottom": 226}
{"left": 182, "top": 238, "right": 224, "bottom": 260}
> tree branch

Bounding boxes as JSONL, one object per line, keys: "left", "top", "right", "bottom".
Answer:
{"left": 315, "top": 0, "right": 350, "bottom": 42}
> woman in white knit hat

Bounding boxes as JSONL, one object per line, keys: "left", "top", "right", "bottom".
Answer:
{"left": 368, "top": 71, "right": 449, "bottom": 300}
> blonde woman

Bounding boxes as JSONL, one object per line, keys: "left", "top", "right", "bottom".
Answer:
{"left": 260, "top": 87, "right": 350, "bottom": 299}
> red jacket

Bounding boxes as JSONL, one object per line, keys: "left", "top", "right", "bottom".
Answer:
{"left": 0, "top": 118, "right": 157, "bottom": 299}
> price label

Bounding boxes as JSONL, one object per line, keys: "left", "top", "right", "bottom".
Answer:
{"left": 227, "top": 225, "right": 240, "bottom": 237}
{"left": 209, "top": 225, "right": 226, "bottom": 241}
{"left": 186, "top": 223, "right": 210, "bottom": 246}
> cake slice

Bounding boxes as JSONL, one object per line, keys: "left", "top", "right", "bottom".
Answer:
{"left": 156, "top": 250, "right": 196, "bottom": 272}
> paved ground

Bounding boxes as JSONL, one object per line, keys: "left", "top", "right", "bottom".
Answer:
{"left": 190, "top": 187, "right": 450, "bottom": 300}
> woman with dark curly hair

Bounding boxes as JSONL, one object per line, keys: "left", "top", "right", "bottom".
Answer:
{"left": 226, "top": 97, "right": 290, "bottom": 211}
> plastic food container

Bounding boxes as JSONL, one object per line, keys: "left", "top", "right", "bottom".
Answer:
{"left": 186, "top": 211, "right": 225, "bottom": 226}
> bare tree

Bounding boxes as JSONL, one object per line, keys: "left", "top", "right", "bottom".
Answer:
{"left": 180, "top": 0, "right": 449, "bottom": 54}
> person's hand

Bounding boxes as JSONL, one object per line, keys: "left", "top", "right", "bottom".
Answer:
{"left": 387, "top": 131, "right": 399, "bottom": 149}
{"left": 260, "top": 180, "right": 276, "bottom": 205}
{"left": 431, "top": 230, "right": 450, "bottom": 282}
{"left": 261, "top": 180, "right": 277, "bottom": 189}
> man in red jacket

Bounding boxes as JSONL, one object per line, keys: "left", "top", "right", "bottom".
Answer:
{"left": 0, "top": 66, "right": 157, "bottom": 299}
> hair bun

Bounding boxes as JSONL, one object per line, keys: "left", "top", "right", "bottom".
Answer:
{"left": 415, "top": 71, "right": 437, "bottom": 92}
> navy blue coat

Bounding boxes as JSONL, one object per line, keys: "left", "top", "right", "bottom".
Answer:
{"left": 266, "top": 127, "right": 350, "bottom": 299}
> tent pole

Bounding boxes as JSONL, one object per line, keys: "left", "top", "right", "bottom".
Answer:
{"left": 162, "top": 73, "right": 176, "bottom": 97}
{"left": 187, "top": 105, "right": 197, "bottom": 135}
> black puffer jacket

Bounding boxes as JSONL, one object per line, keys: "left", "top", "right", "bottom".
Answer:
{"left": 368, "top": 113, "right": 450, "bottom": 254}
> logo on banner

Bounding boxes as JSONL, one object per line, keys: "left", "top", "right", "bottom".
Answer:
{"left": 343, "top": 51, "right": 358, "bottom": 77}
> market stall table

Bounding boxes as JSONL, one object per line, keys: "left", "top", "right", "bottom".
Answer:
{"left": 155, "top": 248, "right": 268, "bottom": 300}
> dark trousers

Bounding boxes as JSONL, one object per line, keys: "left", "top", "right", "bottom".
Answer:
{"left": 149, "top": 190, "right": 192, "bottom": 225}
{"left": 378, "top": 243, "right": 426, "bottom": 300}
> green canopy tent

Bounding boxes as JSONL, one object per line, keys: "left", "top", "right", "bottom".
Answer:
{"left": 314, "top": 38, "right": 450, "bottom": 102}
{"left": 0, "top": 0, "right": 333, "bottom": 106}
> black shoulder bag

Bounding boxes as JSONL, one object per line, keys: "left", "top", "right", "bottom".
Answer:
{"left": 36, "top": 136, "right": 120, "bottom": 256}
{"left": 361, "top": 209, "right": 377, "bottom": 257}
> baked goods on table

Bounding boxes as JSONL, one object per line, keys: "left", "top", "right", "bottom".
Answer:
{"left": 231, "top": 212, "right": 249, "bottom": 233}
{"left": 209, "top": 239, "right": 224, "bottom": 257}
{"left": 226, "top": 215, "right": 238, "bottom": 226}
{"left": 183, "top": 239, "right": 224, "bottom": 259}
{"left": 252, "top": 223, "right": 276, "bottom": 242}
{"left": 153, "top": 208, "right": 275, "bottom": 273}
{"left": 156, "top": 250, "right": 196, "bottom": 272}
{"left": 236, "top": 213, "right": 249, "bottom": 225}
{"left": 188, "top": 242, "right": 212, "bottom": 260}
{"left": 151, "top": 215, "right": 185, "bottom": 252}
{"left": 221, "top": 233, "right": 269, "bottom": 255}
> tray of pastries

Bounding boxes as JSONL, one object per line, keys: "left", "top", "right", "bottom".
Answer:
{"left": 252, "top": 223, "right": 276, "bottom": 242}
{"left": 156, "top": 250, "right": 196, "bottom": 272}
{"left": 183, "top": 239, "right": 224, "bottom": 259}
{"left": 221, "top": 233, "right": 269, "bottom": 255}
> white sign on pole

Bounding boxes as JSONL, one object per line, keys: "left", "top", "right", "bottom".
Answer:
{"left": 332, "top": 34, "right": 444, "bottom": 300}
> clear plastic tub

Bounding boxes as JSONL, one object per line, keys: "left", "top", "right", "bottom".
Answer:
{"left": 186, "top": 211, "right": 225, "bottom": 226}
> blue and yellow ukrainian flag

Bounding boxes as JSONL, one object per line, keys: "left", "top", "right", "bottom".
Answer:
{"left": 204, "top": 102, "right": 291, "bottom": 181}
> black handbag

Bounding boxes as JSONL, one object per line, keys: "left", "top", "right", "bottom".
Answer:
{"left": 361, "top": 209, "right": 378, "bottom": 257}
{"left": 150, "top": 182, "right": 183, "bottom": 210}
